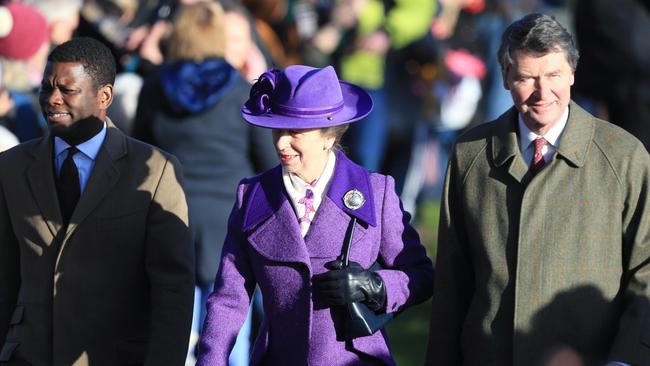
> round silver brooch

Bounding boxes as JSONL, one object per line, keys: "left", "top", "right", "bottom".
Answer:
{"left": 343, "top": 189, "right": 365, "bottom": 210}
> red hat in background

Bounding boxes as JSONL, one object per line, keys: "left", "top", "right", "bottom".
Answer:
{"left": 444, "top": 49, "right": 487, "bottom": 80}
{"left": 0, "top": 3, "right": 49, "bottom": 61}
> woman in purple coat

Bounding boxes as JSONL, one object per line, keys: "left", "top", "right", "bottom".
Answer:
{"left": 197, "top": 65, "right": 434, "bottom": 366}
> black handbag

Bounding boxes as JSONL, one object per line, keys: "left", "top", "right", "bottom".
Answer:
{"left": 335, "top": 217, "right": 393, "bottom": 341}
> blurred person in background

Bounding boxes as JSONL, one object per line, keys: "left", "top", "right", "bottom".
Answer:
{"left": 222, "top": 1, "right": 269, "bottom": 82}
{"left": 0, "top": 64, "right": 18, "bottom": 151}
{"left": 121, "top": 0, "right": 175, "bottom": 68}
{"left": 197, "top": 64, "right": 434, "bottom": 366}
{"left": 118, "top": 0, "right": 223, "bottom": 71}
{"left": 400, "top": 48, "right": 486, "bottom": 215}
{"left": 83, "top": 0, "right": 171, "bottom": 134}
{"left": 22, "top": 0, "right": 83, "bottom": 47}
{"left": 0, "top": 2, "right": 50, "bottom": 142}
{"left": 238, "top": 0, "right": 290, "bottom": 67}
{"left": 131, "top": 2, "right": 277, "bottom": 364}
{"left": 426, "top": 13, "right": 650, "bottom": 365}
{"left": 79, "top": 0, "right": 184, "bottom": 75}
{"left": 301, "top": 0, "right": 436, "bottom": 174}
{"left": 78, "top": 0, "right": 141, "bottom": 67}
{"left": 105, "top": 0, "right": 273, "bottom": 135}
{"left": 573, "top": 0, "right": 650, "bottom": 152}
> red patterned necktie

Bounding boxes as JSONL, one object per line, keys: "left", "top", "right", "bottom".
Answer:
{"left": 530, "top": 137, "right": 547, "bottom": 175}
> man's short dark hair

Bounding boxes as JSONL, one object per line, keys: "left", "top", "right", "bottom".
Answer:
{"left": 498, "top": 13, "right": 579, "bottom": 77}
{"left": 48, "top": 37, "right": 116, "bottom": 89}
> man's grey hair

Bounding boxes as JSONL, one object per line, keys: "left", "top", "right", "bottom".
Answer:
{"left": 497, "top": 13, "right": 579, "bottom": 77}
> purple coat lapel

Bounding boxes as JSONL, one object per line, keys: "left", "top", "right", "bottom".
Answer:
{"left": 241, "top": 165, "right": 284, "bottom": 232}
{"left": 326, "top": 150, "right": 376, "bottom": 227}
{"left": 241, "top": 166, "right": 309, "bottom": 266}
{"left": 242, "top": 151, "right": 376, "bottom": 229}
{"left": 306, "top": 151, "right": 375, "bottom": 258}
{"left": 247, "top": 201, "right": 309, "bottom": 265}
{"left": 239, "top": 151, "right": 376, "bottom": 267}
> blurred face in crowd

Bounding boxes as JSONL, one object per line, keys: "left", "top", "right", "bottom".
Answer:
{"left": 49, "top": 13, "right": 80, "bottom": 46}
{"left": 39, "top": 61, "right": 112, "bottom": 143}
{"left": 27, "top": 42, "right": 51, "bottom": 88}
{"left": 504, "top": 49, "right": 574, "bottom": 135}
{"left": 224, "top": 11, "right": 251, "bottom": 71}
{"left": 272, "top": 128, "right": 335, "bottom": 183}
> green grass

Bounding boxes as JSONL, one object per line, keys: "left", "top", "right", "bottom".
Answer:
{"left": 386, "top": 200, "right": 440, "bottom": 365}
{"left": 387, "top": 299, "right": 433, "bottom": 365}
{"left": 413, "top": 200, "right": 440, "bottom": 258}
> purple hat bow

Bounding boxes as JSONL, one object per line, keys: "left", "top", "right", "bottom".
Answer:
{"left": 242, "top": 65, "right": 373, "bottom": 129}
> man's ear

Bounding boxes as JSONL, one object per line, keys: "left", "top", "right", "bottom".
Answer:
{"left": 98, "top": 84, "right": 113, "bottom": 110}
{"left": 502, "top": 67, "right": 511, "bottom": 90}
{"left": 502, "top": 74, "right": 511, "bottom": 90}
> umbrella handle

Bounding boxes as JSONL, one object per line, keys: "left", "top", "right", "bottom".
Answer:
{"left": 341, "top": 217, "right": 357, "bottom": 268}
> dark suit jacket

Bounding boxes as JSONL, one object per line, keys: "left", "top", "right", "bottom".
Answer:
{"left": 0, "top": 119, "right": 195, "bottom": 365}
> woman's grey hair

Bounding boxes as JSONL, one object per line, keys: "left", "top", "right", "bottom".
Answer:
{"left": 321, "top": 124, "right": 349, "bottom": 152}
{"left": 497, "top": 13, "right": 579, "bottom": 77}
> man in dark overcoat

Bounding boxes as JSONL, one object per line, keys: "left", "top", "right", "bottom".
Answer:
{"left": 0, "top": 37, "right": 194, "bottom": 365}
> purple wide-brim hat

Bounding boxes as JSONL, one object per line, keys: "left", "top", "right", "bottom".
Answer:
{"left": 242, "top": 65, "right": 373, "bottom": 129}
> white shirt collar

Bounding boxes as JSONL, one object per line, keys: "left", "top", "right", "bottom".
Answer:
{"left": 282, "top": 150, "right": 336, "bottom": 237}
{"left": 518, "top": 107, "right": 569, "bottom": 149}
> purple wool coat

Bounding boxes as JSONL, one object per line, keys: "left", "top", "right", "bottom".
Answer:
{"left": 197, "top": 151, "right": 434, "bottom": 366}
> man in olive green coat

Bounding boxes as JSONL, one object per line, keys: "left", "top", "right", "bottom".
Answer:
{"left": 426, "top": 13, "right": 650, "bottom": 366}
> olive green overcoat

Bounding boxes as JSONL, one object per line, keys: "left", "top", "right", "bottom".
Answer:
{"left": 426, "top": 101, "right": 650, "bottom": 365}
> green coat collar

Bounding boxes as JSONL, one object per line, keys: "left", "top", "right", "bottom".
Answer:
{"left": 491, "top": 101, "right": 595, "bottom": 181}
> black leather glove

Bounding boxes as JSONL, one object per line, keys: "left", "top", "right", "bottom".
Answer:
{"left": 312, "top": 260, "right": 387, "bottom": 312}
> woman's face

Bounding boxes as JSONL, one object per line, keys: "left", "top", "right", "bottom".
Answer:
{"left": 272, "top": 128, "right": 335, "bottom": 183}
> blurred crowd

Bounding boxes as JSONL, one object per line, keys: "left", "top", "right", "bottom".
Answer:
{"left": 2, "top": 0, "right": 648, "bottom": 212}
{"left": 2, "top": 0, "right": 650, "bottom": 206}
{"left": 0, "top": 0, "right": 649, "bottom": 364}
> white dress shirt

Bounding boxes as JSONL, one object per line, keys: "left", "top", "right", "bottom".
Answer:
{"left": 518, "top": 107, "right": 568, "bottom": 168}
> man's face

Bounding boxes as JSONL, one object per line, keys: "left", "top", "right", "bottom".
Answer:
{"left": 39, "top": 61, "right": 111, "bottom": 131}
{"left": 504, "top": 50, "right": 574, "bottom": 135}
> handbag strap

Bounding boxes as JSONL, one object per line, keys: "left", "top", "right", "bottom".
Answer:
{"left": 340, "top": 217, "right": 357, "bottom": 268}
